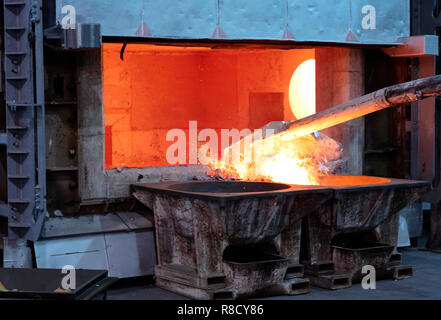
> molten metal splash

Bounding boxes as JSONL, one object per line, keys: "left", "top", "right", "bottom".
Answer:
{"left": 200, "top": 131, "right": 342, "bottom": 185}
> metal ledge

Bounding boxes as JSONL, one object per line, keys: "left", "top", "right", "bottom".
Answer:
{"left": 40, "top": 211, "right": 153, "bottom": 239}
{"left": 0, "top": 132, "right": 6, "bottom": 146}
{"left": 0, "top": 202, "right": 8, "bottom": 218}
{"left": 383, "top": 35, "right": 439, "bottom": 57}
{"left": 102, "top": 35, "right": 404, "bottom": 49}
{"left": 54, "top": 0, "right": 410, "bottom": 44}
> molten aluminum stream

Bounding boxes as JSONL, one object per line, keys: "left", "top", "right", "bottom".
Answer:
{"left": 199, "top": 131, "right": 343, "bottom": 185}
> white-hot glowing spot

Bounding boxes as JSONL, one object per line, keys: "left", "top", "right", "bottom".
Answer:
{"left": 289, "top": 59, "right": 316, "bottom": 120}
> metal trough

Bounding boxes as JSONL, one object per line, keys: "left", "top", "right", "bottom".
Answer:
{"left": 0, "top": 268, "right": 117, "bottom": 300}
{"left": 131, "top": 181, "right": 332, "bottom": 299}
{"left": 302, "top": 175, "right": 431, "bottom": 286}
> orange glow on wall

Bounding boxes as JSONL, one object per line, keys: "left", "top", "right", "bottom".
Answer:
{"left": 102, "top": 43, "right": 315, "bottom": 168}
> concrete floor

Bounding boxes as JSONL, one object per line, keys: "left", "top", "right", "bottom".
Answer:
{"left": 106, "top": 247, "right": 441, "bottom": 300}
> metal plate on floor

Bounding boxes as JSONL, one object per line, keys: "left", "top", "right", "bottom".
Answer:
{"left": 0, "top": 268, "right": 110, "bottom": 300}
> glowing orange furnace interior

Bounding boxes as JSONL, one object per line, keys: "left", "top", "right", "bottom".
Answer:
{"left": 102, "top": 43, "right": 316, "bottom": 172}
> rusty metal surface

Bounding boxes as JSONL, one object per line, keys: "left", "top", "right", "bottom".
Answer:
{"left": 0, "top": 268, "right": 108, "bottom": 300}
{"left": 223, "top": 253, "right": 289, "bottom": 298}
{"left": 133, "top": 176, "right": 430, "bottom": 295}
{"left": 323, "top": 176, "right": 431, "bottom": 232}
{"left": 302, "top": 175, "right": 430, "bottom": 283}
{"left": 132, "top": 180, "right": 332, "bottom": 201}
{"left": 133, "top": 180, "right": 330, "bottom": 299}
{"left": 332, "top": 242, "right": 394, "bottom": 282}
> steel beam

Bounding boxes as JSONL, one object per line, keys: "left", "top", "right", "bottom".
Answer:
{"left": 0, "top": 132, "right": 6, "bottom": 146}
{"left": 3, "top": 0, "right": 46, "bottom": 241}
{"left": 0, "top": 202, "right": 7, "bottom": 218}
{"left": 55, "top": 0, "right": 410, "bottom": 44}
{"left": 383, "top": 35, "right": 439, "bottom": 57}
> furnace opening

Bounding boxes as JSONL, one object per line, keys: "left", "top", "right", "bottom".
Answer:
{"left": 102, "top": 43, "right": 315, "bottom": 169}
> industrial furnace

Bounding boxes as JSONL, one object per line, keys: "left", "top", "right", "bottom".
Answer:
{"left": 0, "top": 0, "right": 440, "bottom": 300}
